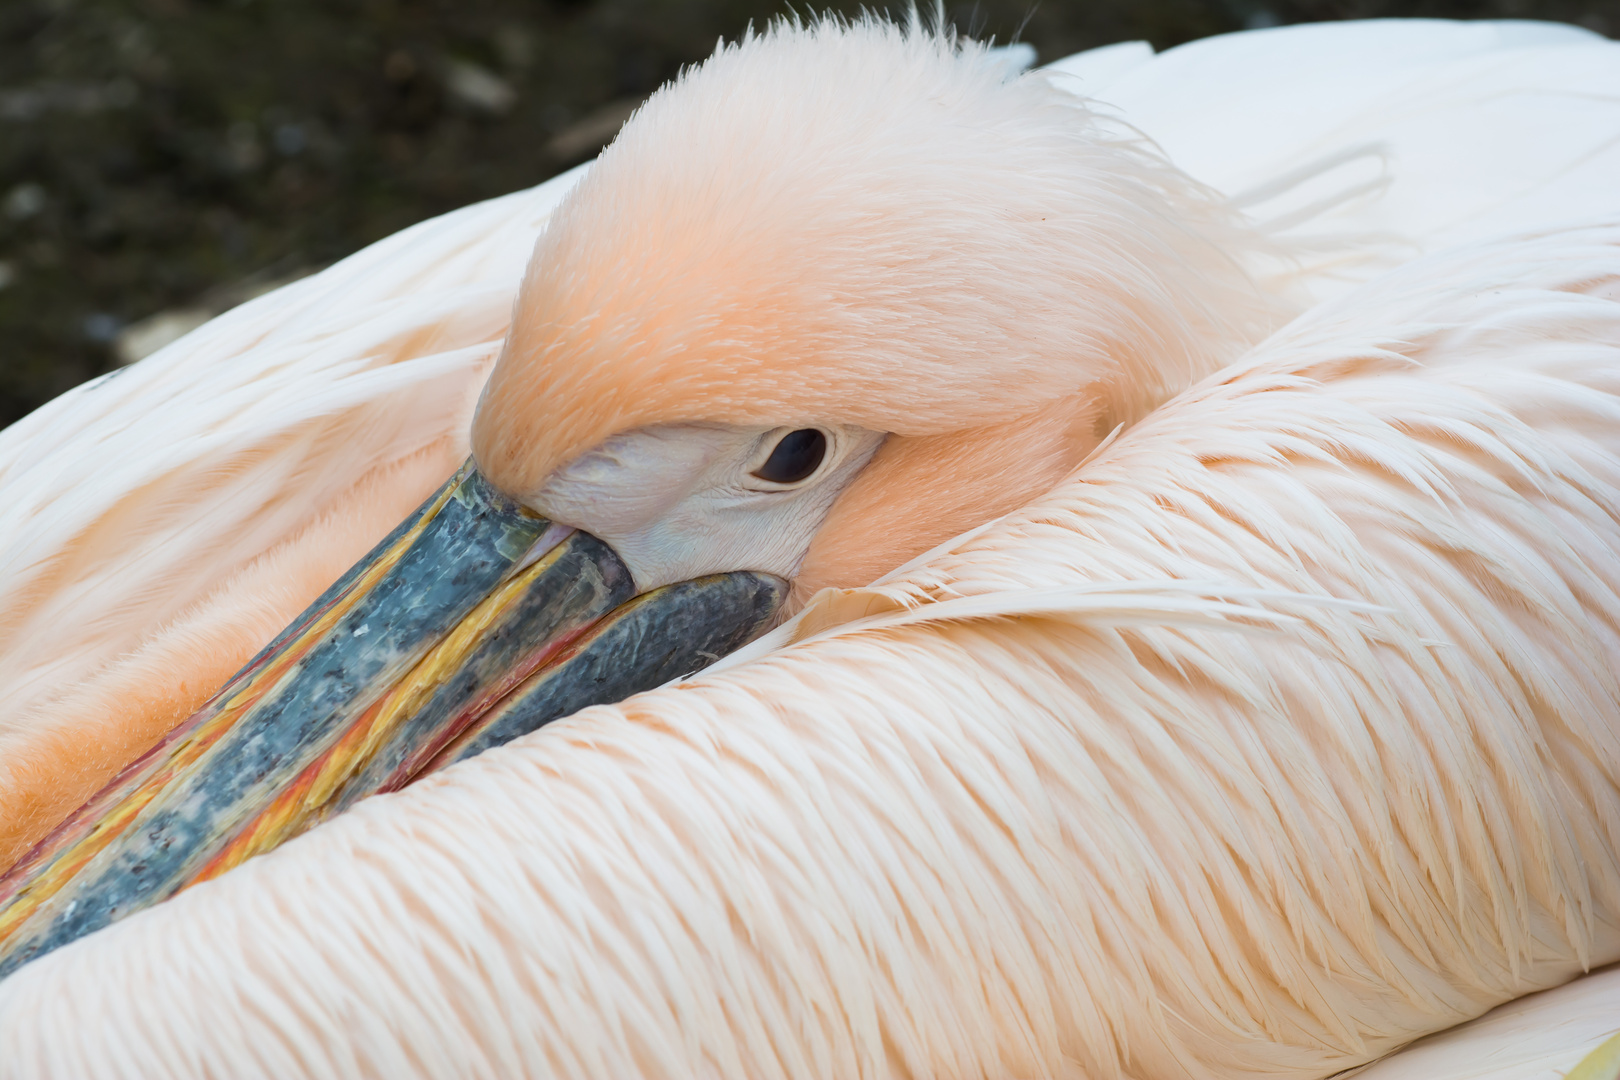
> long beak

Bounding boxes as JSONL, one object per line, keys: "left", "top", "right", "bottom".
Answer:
{"left": 0, "top": 461, "right": 785, "bottom": 978}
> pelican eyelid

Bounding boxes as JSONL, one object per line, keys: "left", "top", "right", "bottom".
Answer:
{"left": 750, "top": 428, "right": 828, "bottom": 485}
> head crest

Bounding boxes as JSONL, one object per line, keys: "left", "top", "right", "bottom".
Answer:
{"left": 474, "top": 14, "right": 1280, "bottom": 500}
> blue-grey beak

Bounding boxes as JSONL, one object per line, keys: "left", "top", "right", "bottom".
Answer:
{"left": 0, "top": 460, "right": 785, "bottom": 978}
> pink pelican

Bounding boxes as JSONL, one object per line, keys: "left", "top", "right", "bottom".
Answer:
{"left": 1, "top": 13, "right": 1619, "bottom": 1077}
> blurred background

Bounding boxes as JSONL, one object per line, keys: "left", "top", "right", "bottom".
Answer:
{"left": 2, "top": 0, "right": 1615, "bottom": 429}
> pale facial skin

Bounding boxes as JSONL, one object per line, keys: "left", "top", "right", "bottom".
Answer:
{"left": 529, "top": 423, "right": 887, "bottom": 592}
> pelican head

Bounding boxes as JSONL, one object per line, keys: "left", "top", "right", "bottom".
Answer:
{"left": 477, "top": 16, "right": 1287, "bottom": 599}
{"left": 0, "top": 15, "right": 1286, "bottom": 974}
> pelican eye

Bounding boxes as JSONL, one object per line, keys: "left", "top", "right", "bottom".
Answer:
{"left": 752, "top": 428, "right": 827, "bottom": 485}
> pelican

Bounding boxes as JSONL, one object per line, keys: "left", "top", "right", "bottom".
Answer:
{"left": 1, "top": 13, "right": 1620, "bottom": 1077}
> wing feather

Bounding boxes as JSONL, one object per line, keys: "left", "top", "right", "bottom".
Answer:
{"left": 6, "top": 226, "right": 1618, "bottom": 1079}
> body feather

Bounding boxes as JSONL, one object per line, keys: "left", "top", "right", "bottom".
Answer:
{"left": 5, "top": 226, "right": 1620, "bottom": 1077}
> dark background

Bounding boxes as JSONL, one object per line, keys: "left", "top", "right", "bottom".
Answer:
{"left": 2, "top": 0, "right": 1615, "bottom": 429}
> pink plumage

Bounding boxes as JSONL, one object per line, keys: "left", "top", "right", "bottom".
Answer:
{"left": 2, "top": 15, "right": 1620, "bottom": 1077}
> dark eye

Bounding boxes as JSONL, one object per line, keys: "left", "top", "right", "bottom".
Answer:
{"left": 752, "top": 429, "right": 827, "bottom": 484}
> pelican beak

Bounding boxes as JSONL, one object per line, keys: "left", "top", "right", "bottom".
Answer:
{"left": 0, "top": 460, "right": 785, "bottom": 978}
